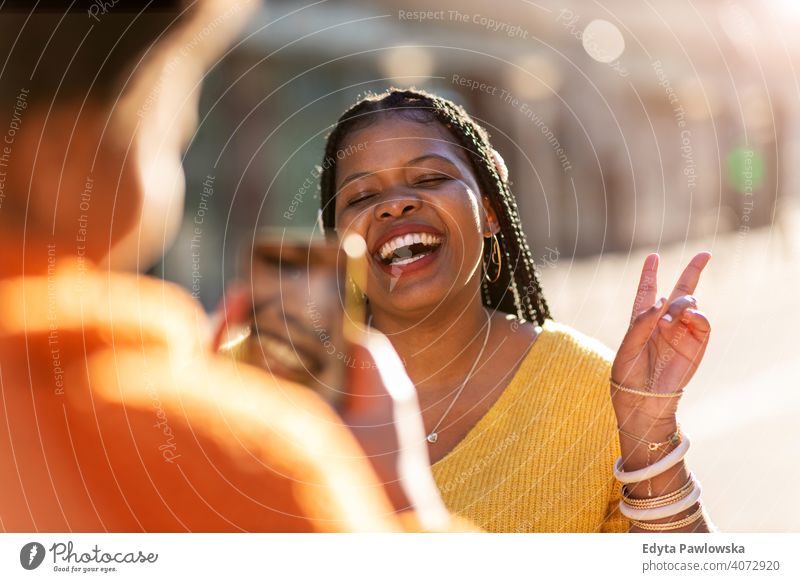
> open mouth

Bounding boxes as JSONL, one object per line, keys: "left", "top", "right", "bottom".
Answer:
{"left": 251, "top": 329, "right": 323, "bottom": 378}
{"left": 376, "top": 232, "right": 444, "bottom": 267}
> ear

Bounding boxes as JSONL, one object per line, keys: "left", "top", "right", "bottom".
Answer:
{"left": 481, "top": 196, "right": 500, "bottom": 237}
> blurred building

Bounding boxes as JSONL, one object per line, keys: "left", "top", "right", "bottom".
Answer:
{"left": 160, "top": 0, "right": 800, "bottom": 308}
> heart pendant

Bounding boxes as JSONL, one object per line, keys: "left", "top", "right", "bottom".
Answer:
{"left": 426, "top": 432, "right": 438, "bottom": 444}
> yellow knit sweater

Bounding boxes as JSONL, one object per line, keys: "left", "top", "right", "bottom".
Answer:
{"left": 431, "top": 320, "right": 629, "bottom": 533}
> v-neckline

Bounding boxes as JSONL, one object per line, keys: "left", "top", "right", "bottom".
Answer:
{"left": 430, "top": 322, "right": 551, "bottom": 469}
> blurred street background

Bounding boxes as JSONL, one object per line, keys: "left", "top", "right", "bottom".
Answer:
{"left": 156, "top": 0, "right": 800, "bottom": 531}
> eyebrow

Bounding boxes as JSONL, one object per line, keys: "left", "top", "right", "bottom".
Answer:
{"left": 337, "top": 154, "right": 458, "bottom": 191}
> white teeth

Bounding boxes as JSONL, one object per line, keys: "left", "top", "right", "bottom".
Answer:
{"left": 391, "top": 253, "right": 429, "bottom": 266}
{"left": 377, "top": 232, "right": 443, "bottom": 259}
{"left": 258, "top": 336, "right": 304, "bottom": 370}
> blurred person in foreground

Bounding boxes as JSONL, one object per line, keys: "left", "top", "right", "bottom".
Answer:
{"left": 0, "top": 1, "right": 458, "bottom": 532}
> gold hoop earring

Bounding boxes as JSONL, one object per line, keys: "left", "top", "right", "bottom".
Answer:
{"left": 484, "top": 234, "right": 502, "bottom": 283}
{"left": 346, "top": 274, "right": 368, "bottom": 304}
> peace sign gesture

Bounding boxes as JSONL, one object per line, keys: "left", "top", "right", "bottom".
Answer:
{"left": 611, "top": 252, "right": 712, "bottom": 424}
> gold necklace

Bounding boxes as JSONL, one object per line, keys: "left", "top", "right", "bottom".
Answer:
{"left": 426, "top": 309, "right": 492, "bottom": 444}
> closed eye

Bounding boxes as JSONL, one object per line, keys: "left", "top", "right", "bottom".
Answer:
{"left": 414, "top": 174, "right": 450, "bottom": 187}
{"left": 347, "top": 192, "right": 378, "bottom": 207}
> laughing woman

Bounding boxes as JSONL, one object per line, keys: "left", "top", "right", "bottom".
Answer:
{"left": 319, "top": 88, "right": 712, "bottom": 533}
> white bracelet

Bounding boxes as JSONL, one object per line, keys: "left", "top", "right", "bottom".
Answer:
{"left": 619, "top": 480, "right": 702, "bottom": 521}
{"left": 613, "top": 434, "right": 691, "bottom": 484}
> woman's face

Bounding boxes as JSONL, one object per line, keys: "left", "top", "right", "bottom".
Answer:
{"left": 333, "top": 116, "right": 498, "bottom": 318}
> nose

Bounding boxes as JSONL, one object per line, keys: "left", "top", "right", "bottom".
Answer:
{"left": 373, "top": 191, "right": 422, "bottom": 221}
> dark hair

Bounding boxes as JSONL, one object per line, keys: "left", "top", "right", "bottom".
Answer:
{"left": 319, "top": 88, "right": 550, "bottom": 325}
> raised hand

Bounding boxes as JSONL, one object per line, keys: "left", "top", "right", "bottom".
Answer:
{"left": 611, "top": 252, "right": 712, "bottom": 424}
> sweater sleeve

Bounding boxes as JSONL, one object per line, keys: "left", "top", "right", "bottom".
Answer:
{"left": 600, "top": 375, "right": 630, "bottom": 533}
{"left": 599, "top": 393, "right": 630, "bottom": 532}
{"left": 601, "top": 475, "right": 630, "bottom": 533}
{"left": 569, "top": 323, "right": 630, "bottom": 533}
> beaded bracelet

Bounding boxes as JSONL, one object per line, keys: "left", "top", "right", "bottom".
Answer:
{"left": 611, "top": 378, "right": 683, "bottom": 399}
{"left": 623, "top": 474, "right": 696, "bottom": 509}
{"left": 613, "top": 434, "right": 691, "bottom": 484}
{"left": 630, "top": 505, "right": 704, "bottom": 532}
{"left": 620, "top": 481, "right": 702, "bottom": 521}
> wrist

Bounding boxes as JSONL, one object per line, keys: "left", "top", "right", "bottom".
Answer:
{"left": 612, "top": 394, "right": 679, "bottom": 427}
{"left": 616, "top": 409, "right": 678, "bottom": 460}
{"left": 616, "top": 419, "right": 682, "bottom": 474}
{"left": 617, "top": 413, "right": 677, "bottom": 432}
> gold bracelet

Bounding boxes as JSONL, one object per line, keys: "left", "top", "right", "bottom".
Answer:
{"left": 611, "top": 378, "right": 683, "bottom": 399}
{"left": 618, "top": 425, "right": 682, "bottom": 453}
{"left": 631, "top": 505, "right": 704, "bottom": 531}
{"left": 617, "top": 423, "right": 683, "bottom": 498}
{"left": 623, "top": 474, "right": 694, "bottom": 509}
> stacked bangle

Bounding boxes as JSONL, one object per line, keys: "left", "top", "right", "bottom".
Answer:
{"left": 613, "top": 431, "right": 703, "bottom": 529}
{"left": 613, "top": 434, "right": 691, "bottom": 483}
{"left": 623, "top": 473, "right": 696, "bottom": 509}
{"left": 630, "top": 505, "right": 705, "bottom": 532}
{"left": 619, "top": 479, "right": 702, "bottom": 521}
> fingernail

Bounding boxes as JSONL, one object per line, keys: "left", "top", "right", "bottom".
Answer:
{"left": 655, "top": 298, "right": 664, "bottom": 309}
{"left": 661, "top": 313, "right": 672, "bottom": 322}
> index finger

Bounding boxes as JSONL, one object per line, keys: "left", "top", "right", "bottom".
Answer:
{"left": 631, "top": 253, "right": 660, "bottom": 321}
{"left": 667, "top": 251, "right": 712, "bottom": 303}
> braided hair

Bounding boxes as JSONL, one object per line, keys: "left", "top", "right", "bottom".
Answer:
{"left": 319, "top": 88, "right": 550, "bottom": 326}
